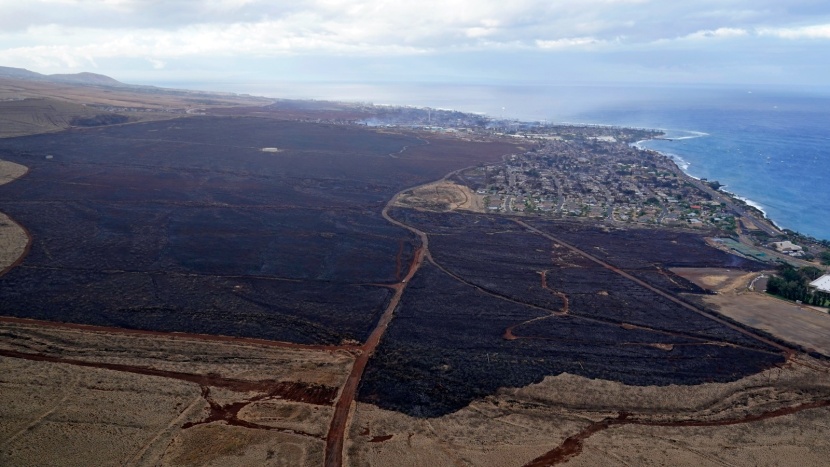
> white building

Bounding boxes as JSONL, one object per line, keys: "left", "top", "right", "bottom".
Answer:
{"left": 809, "top": 275, "right": 830, "bottom": 294}
{"left": 772, "top": 241, "right": 803, "bottom": 254}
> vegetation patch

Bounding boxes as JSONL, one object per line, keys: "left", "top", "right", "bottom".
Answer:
{"left": 766, "top": 264, "right": 830, "bottom": 307}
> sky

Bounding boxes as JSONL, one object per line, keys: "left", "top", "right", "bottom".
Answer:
{"left": 2, "top": 0, "right": 830, "bottom": 90}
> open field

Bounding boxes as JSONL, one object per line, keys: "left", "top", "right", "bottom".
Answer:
{"left": 0, "top": 319, "right": 353, "bottom": 466}
{"left": 0, "top": 211, "right": 27, "bottom": 275}
{"left": 0, "top": 159, "right": 27, "bottom": 185}
{"left": 675, "top": 267, "right": 830, "bottom": 355}
{"left": 0, "top": 76, "right": 272, "bottom": 138}
{"left": 0, "top": 76, "right": 271, "bottom": 110}
{"left": 0, "top": 98, "right": 131, "bottom": 138}
{"left": 0, "top": 160, "right": 29, "bottom": 274}
{"left": 349, "top": 362, "right": 830, "bottom": 466}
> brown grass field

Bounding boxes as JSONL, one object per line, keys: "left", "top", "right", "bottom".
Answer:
{"left": 0, "top": 77, "right": 271, "bottom": 138}
{"left": 0, "top": 160, "right": 29, "bottom": 274}
{"left": 0, "top": 319, "right": 353, "bottom": 466}
{"left": 675, "top": 267, "right": 830, "bottom": 355}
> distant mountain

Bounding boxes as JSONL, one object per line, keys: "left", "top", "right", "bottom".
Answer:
{"left": 0, "top": 66, "right": 125, "bottom": 87}
{"left": 48, "top": 72, "right": 124, "bottom": 86}
{"left": 0, "top": 66, "right": 42, "bottom": 80}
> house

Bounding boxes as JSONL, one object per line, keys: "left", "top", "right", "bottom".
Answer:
{"left": 810, "top": 275, "right": 830, "bottom": 294}
{"left": 771, "top": 241, "right": 803, "bottom": 254}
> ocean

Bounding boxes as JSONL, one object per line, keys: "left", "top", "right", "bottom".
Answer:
{"left": 569, "top": 87, "right": 830, "bottom": 242}
{"left": 183, "top": 81, "right": 830, "bottom": 240}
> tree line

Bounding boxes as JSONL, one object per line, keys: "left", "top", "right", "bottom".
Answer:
{"left": 766, "top": 264, "right": 829, "bottom": 307}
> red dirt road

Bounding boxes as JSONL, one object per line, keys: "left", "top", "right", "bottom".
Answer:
{"left": 323, "top": 201, "right": 429, "bottom": 467}
{"left": 524, "top": 399, "right": 830, "bottom": 466}
{"left": 513, "top": 220, "right": 794, "bottom": 357}
{"left": 504, "top": 270, "right": 569, "bottom": 340}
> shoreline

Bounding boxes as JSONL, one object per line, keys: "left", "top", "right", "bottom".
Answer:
{"left": 631, "top": 137, "right": 805, "bottom": 239}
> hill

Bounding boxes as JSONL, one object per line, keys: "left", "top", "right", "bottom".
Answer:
{"left": 0, "top": 66, "right": 272, "bottom": 138}
{"left": 0, "top": 66, "right": 125, "bottom": 86}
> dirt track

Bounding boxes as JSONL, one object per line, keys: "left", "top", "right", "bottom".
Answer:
{"left": 503, "top": 270, "right": 569, "bottom": 340}
{"left": 525, "top": 398, "right": 830, "bottom": 466}
{"left": 513, "top": 219, "right": 794, "bottom": 357}
{"left": 323, "top": 199, "right": 430, "bottom": 467}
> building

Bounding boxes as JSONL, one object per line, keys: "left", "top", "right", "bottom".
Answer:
{"left": 809, "top": 274, "right": 830, "bottom": 294}
{"left": 771, "top": 241, "right": 803, "bottom": 254}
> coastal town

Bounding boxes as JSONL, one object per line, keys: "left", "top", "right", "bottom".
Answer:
{"left": 463, "top": 134, "right": 739, "bottom": 232}
{"left": 379, "top": 109, "right": 830, "bottom": 272}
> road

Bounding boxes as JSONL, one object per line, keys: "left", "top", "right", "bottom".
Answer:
{"left": 513, "top": 219, "right": 794, "bottom": 357}
{"left": 325, "top": 161, "right": 496, "bottom": 466}
{"left": 687, "top": 177, "right": 781, "bottom": 237}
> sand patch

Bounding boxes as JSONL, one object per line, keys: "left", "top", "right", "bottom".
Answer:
{"left": 393, "top": 180, "right": 484, "bottom": 212}
{"left": 671, "top": 267, "right": 758, "bottom": 293}
{"left": 0, "top": 160, "right": 29, "bottom": 275}
{"left": 0, "top": 160, "right": 27, "bottom": 185}
{"left": 0, "top": 212, "right": 28, "bottom": 275}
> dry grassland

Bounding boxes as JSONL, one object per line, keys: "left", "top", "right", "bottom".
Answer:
{"left": 674, "top": 267, "right": 830, "bottom": 355}
{"left": 0, "top": 160, "right": 28, "bottom": 274}
{"left": 0, "top": 160, "right": 26, "bottom": 185}
{"left": 348, "top": 363, "right": 830, "bottom": 466}
{"left": 0, "top": 77, "right": 269, "bottom": 111}
{"left": 0, "top": 321, "right": 354, "bottom": 466}
{"left": 0, "top": 77, "right": 271, "bottom": 138}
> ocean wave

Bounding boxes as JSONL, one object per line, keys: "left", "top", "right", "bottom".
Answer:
{"left": 734, "top": 196, "right": 777, "bottom": 226}
{"left": 666, "top": 153, "right": 691, "bottom": 171}
{"left": 662, "top": 129, "right": 709, "bottom": 140}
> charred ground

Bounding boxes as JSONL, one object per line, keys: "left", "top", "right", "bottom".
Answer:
{"left": 358, "top": 210, "right": 784, "bottom": 417}
{"left": 0, "top": 115, "right": 789, "bottom": 420}
{"left": 0, "top": 116, "right": 517, "bottom": 344}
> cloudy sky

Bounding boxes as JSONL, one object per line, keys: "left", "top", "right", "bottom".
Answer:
{"left": 2, "top": 0, "right": 830, "bottom": 90}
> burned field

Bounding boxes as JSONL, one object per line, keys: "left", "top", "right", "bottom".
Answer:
{"left": 0, "top": 115, "right": 793, "bottom": 425}
{"left": 359, "top": 210, "right": 785, "bottom": 417}
{"left": 0, "top": 117, "right": 516, "bottom": 344}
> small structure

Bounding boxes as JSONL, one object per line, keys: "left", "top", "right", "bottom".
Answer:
{"left": 771, "top": 241, "right": 803, "bottom": 254}
{"left": 810, "top": 274, "right": 830, "bottom": 294}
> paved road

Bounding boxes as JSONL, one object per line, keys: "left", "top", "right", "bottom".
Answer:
{"left": 688, "top": 178, "right": 781, "bottom": 237}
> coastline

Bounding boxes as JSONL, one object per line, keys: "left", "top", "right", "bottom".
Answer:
{"left": 0, "top": 160, "right": 31, "bottom": 276}
{"left": 632, "top": 137, "right": 796, "bottom": 238}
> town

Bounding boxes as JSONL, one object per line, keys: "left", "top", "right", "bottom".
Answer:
{"left": 458, "top": 128, "right": 739, "bottom": 233}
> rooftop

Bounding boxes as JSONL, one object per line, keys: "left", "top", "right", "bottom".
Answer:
{"left": 809, "top": 274, "right": 830, "bottom": 293}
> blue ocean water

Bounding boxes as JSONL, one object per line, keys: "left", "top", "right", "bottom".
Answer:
{"left": 194, "top": 81, "right": 830, "bottom": 240}
{"left": 569, "top": 88, "right": 830, "bottom": 241}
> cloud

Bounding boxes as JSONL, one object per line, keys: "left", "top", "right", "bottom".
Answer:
{"left": 758, "top": 23, "right": 830, "bottom": 39}
{"left": 535, "top": 37, "right": 607, "bottom": 50}
{"left": 147, "top": 58, "right": 166, "bottom": 69}
{"left": 2, "top": 0, "right": 830, "bottom": 85}
{"left": 681, "top": 27, "right": 749, "bottom": 40}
